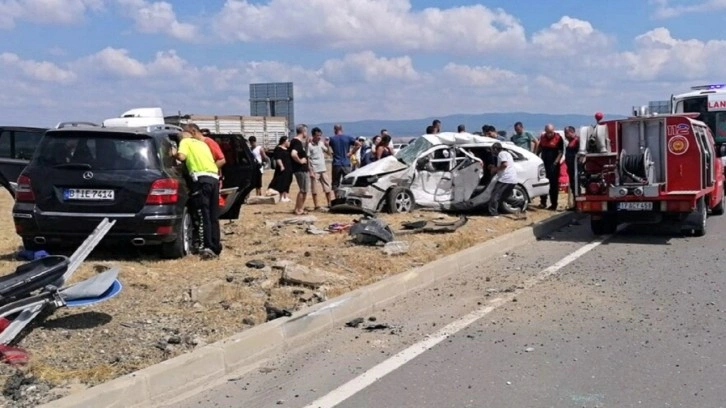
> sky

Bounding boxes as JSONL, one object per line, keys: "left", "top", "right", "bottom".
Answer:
{"left": 1, "top": 0, "right": 726, "bottom": 128}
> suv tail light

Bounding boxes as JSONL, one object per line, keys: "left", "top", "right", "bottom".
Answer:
{"left": 146, "top": 178, "right": 179, "bottom": 205}
{"left": 16, "top": 175, "right": 35, "bottom": 203}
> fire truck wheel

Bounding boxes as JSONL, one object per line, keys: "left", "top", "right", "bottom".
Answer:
{"left": 694, "top": 198, "right": 707, "bottom": 237}
{"left": 711, "top": 187, "right": 724, "bottom": 216}
{"left": 590, "top": 215, "right": 616, "bottom": 236}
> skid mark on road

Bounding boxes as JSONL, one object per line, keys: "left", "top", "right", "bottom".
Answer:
{"left": 303, "top": 231, "right": 615, "bottom": 408}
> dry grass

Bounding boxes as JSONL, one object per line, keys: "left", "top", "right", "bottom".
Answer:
{"left": 0, "top": 167, "right": 567, "bottom": 388}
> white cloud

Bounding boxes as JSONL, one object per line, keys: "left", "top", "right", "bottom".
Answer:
{"left": 0, "top": 52, "right": 76, "bottom": 83}
{"left": 0, "top": 0, "right": 103, "bottom": 29}
{"left": 213, "top": 0, "right": 527, "bottom": 55}
{"left": 531, "top": 16, "right": 612, "bottom": 56}
{"left": 620, "top": 28, "right": 726, "bottom": 81}
{"left": 75, "top": 47, "right": 149, "bottom": 77}
{"left": 650, "top": 0, "right": 726, "bottom": 18}
{"left": 442, "top": 63, "right": 525, "bottom": 89}
{"left": 4, "top": 11, "right": 726, "bottom": 128}
{"left": 321, "top": 51, "right": 420, "bottom": 83}
{"left": 116, "top": 0, "right": 198, "bottom": 41}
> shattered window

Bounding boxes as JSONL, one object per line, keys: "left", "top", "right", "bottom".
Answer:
{"left": 395, "top": 137, "right": 433, "bottom": 165}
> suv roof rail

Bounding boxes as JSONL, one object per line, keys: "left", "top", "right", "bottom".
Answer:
{"left": 55, "top": 121, "right": 100, "bottom": 129}
{"left": 146, "top": 124, "right": 183, "bottom": 133}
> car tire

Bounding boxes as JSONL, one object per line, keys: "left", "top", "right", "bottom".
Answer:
{"left": 22, "top": 238, "right": 43, "bottom": 251}
{"left": 590, "top": 215, "right": 616, "bottom": 235}
{"left": 387, "top": 187, "right": 415, "bottom": 213}
{"left": 500, "top": 184, "right": 529, "bottom": 214}
{"left": 161, "top": 209, "right": 192, "bottom": 259}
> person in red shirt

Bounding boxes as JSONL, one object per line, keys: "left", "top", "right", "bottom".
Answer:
{"left": 536, "top": 124, "right": 564, "bottom": 210}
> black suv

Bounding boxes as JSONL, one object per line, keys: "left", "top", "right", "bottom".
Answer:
{"left": 4, "top": 124, "right": 257, "bottom": 258}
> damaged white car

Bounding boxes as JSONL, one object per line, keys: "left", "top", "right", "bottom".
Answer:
{"left": 331, "top": 132, "right": 550, "bottom": 214}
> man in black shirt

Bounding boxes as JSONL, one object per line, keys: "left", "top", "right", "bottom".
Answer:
{"left": 564, "top": 126, "right": 580, "bottom": 210}
{"left": 536, "top": 124, "right": 565, "bottom": 210}
{"left": 290, "top": 124, "right": 310, "bottom": 215}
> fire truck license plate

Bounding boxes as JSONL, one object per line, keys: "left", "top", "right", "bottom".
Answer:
{"left": 617, "top": 202, "right": 653, "bottom": 211}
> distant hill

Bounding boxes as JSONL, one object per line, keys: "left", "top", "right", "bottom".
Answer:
{"left": 311, "top": 112, "right": 626, "bottom": 140}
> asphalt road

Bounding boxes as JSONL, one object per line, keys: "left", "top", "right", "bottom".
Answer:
{"left": 166, "top": 214, "right": 726, "bottom": 408}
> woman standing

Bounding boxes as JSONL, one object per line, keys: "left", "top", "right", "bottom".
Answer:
{"left": 267, "top": 136, "right": 293, "bottom": 202}
{"left": 249, "top": 136, "right": 268, "bottom": 196}
{"left": 375, "top": 134, "right": 394, "bottom": 160}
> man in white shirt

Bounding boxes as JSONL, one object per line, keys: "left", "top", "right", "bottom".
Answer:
{"left": 488, "top": 142, "right": 519, "bottom": 217}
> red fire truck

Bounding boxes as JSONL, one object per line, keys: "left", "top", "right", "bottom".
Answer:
{"left": 574, "top": 112, "right": 725, "bottom": 236}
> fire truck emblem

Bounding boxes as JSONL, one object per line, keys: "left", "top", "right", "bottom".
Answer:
{"left": 668, "top": 135, "right": 689, "bottom": 155}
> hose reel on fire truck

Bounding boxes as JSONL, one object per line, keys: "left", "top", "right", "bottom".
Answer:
{"left": 619, "top": 148, "right": 655, "bottom": 184}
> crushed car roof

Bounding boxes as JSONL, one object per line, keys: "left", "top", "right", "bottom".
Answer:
{"left": 422, "top": 132, "right": 517, "bottom": 146}
{"left": 421, "top": 132, "right": 531, "bottom": 154}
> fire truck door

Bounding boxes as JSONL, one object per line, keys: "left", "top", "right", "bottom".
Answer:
{"left": 695, "top": 125, "right": 715, "bottom": 187}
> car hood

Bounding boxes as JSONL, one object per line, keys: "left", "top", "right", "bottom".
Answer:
{"left": 347, "top": 156, "right": 408, "bottom": 178}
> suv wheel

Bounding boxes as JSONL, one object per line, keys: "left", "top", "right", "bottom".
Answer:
{"left": 22, "top": 238, "right": 43, "bottom": 252}
{"left": 161, "top": 209, "right": 192, "bottom": 259}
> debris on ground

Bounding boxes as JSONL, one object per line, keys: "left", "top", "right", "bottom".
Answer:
{"left": 280, "top": 216, "right": 318, "bottom": 226}
{"left": 264, "top": 302, "right": 292, "bottom": 322}
{"left": 349, "top": 217, "right": 395, "bottom": 245}
{"left": 327, "top": 223, "right": 352, "bottom": 233}
{"left": 279, "top": 263, "right": 340, "bottom": 289}
{"left": 399, "top": 216, "right": 468, "bottom": 234}
{"left": 189, "top": 281, "right": 228, "bottom": 305}
{"left": 305, "top": 225, "right": 330, "bottom": 235}
{"left": 345, "top": 317, "right": 365, "bottom": 328}
{"left": 382, "top": 241, "right": 410, "bottom": 256}
{"left": 247, "top": 196, "right": 277, "bottom": 205}
{"left": 246, "top": 260, "right": 266, "bottom": 269}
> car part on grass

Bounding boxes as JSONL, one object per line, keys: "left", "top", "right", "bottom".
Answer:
{"left": 349, "top": 217, "right": 395, "bottom": 245}
{"left": 0, "top": 218, "right": 122, "bottom": 349}
{"left": 329, "top": 200, "right": 378, "bottom": 217}
{"left": 399, "top": 216, "right": 468, "bottom": 234}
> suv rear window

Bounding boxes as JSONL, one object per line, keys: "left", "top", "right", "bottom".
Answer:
{"left": 32, "top": 131, "right": 160, "bottom": 171}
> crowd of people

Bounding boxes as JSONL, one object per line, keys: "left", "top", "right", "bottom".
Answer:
{"left": 257, "top": 119, "right": 581, "bottom": 217}
{"left": 451, "top": 119, "right": 580, "bottom": 212}
{"left": 263, "top": 124, "right": 395, "bottom": 214}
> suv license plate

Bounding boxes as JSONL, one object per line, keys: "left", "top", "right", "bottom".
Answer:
{"left": 64, "top": 188, "right": 115, "bottom": 201}
{"left": 617, "top": 202, "right": 652, "bottom": 211}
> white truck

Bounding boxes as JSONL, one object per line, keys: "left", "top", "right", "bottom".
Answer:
{"left": 164, "top": 112, "right": 288, "bottom": 166}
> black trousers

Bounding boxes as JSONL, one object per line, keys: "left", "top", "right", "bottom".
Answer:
{"left": 331, "top": 165, "right": 351, "bottom": 193}
{"left": 566, "top": 159, "right": 576, "bottom": 196}
{"left": 541, "top": 161, "right": 560, "bottom": 207}
{"left": 190, "top": 176, "right": 221, "bottom": 255}
{"left": 489, "top": 182, "right": 516, "bottom": 216}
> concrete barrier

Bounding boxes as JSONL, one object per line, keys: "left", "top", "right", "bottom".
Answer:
{"left": 40, "top": 211, "right": 581, "bottom": 408}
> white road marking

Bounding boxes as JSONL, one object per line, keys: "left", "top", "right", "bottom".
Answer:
{"left": 303, "top": 232, "right": 613, "bottom": 408}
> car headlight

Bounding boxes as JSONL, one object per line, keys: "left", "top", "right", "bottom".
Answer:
{"left": 538, "top": 164, "right": 546, "bottom": 179}
{"left": 365, "top": 175, "right": 379, "bottom": 184}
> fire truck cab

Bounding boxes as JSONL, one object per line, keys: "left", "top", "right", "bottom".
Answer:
{"left": 574, "top": 112, "right": 725, "bottom": 236}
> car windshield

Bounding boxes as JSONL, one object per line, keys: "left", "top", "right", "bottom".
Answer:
{"left": 33, "top": 131, "right": 159, "bottom": 170}
{"left": 395, "top": 137, "right": 434, "bottom": 165}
